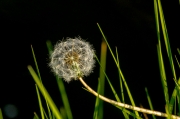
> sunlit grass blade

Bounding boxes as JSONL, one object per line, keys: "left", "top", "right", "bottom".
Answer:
{"left": 28, "top": 65, "right": 62, "bottom": 119}
{"left": 157, "top": 42, "right": 169, "bottom": 112}
{"left": 95, "top": 55, "right": 134, "bottom": 119}
{"left": 145, "top": 87, "right": 156, "bottom": 119}
{"left": 97, "top": 23, "right": 140, "bottom": 118}
{"left": 46, "top": 40, "right": 73, "bottom": 119}
{"left": 157, "top": 0, "right": 176, "bottom": 80}
{"left": 156, "top": 0, "right": 179, "bottom": 114}
{"left": 31, "top": 45, "right": 42, "bottom": 81}
{"left": 42, "top": 107, "right": 49, "bottom": 119}
{"left": 46, "top": 99, "right": 52, "bottom": 119}
{"left": 115, "top": 47, "right": 125, "bottom": 103}
{"left": 93, "top": 38, "right": 107, "bottom": 119}
{"left": 31, "top": 45, "right": 54, "bottom": 119}
{"left": 33, "top": 112, "right": 40, "bottom": 119}
{"left": 0, "top": 108, "right": 3, "bottom": 119}
{"left": 35, "top": 84, "right": 45, "bottom": 119}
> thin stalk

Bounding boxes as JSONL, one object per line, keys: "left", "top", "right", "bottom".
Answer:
{"left": 78, "top": 77, "right": 180, "bottom": 119}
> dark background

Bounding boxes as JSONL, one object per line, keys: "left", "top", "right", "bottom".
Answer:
{"left": 0, "top": 0, "right": 179, "bottom": 119}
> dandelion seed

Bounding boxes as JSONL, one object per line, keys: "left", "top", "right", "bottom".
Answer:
{"left": 49, "top": 37, "right": 95, "bottom": 82}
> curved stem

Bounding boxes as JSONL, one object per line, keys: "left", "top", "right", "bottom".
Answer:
{"left": 78, "top": 77, "right": 180, "bottom": 119}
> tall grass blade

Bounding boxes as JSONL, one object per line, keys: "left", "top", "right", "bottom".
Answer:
{"left": 95, "top": 55, "right": 134, "bottom": 118}
{"left": 46, "top": 40, "right": 73, "bottom": 119}
{"left": 93, "top": 38, "right": 107, "bottom": 119}
{"left": 145, "top": 87, "right": 156, "bottom": 119}
{"left": 97, "top": 23, "right": 140, "bottom": 118}
{"left": 157, "top": 42, "right": 169, "bottom": 114}
{"left": 93, "top": 78, "right": 101, "bottom": 119}
{"left": 115, "top": 47, "right": 125, "bottom": 103}
{"left": 35, "top": 85, "right": 45, "bottom": 119}
{"left": 31, "top": 45, "right": 42, "bottom": 81}
{"left": 157, "top": 0, "right": 179, "bottom": 114}
{"left": 28, "top": 65, "right": 62, "bottom": 119}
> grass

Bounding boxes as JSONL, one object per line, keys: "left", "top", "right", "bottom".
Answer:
{"left": 1, "top": 0, "right": 179, "bottom": 118}
{"left": 28, "top": 0, "right": 179, "bottom": 118}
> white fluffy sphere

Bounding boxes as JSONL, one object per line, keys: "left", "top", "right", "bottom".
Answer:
{"left": 49, "top": 37, "right": 95, "bottom": 82}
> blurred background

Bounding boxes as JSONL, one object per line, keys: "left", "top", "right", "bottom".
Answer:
{"left": 0, "top": 0, "right": 179, "bottom": 119}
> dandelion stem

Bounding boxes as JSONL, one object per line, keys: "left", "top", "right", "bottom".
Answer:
{"left": 78, "top": 77, "right": 180, "bottom": 119}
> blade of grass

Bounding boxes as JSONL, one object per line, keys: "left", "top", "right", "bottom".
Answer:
{"left": 95, "top": 54, "right": 134, "bottom": 119}
{"left": 28, "top": 65, "right": 62, "bottom": 119}
{"left": 35, "top": 84, "right": 45, "bottom": 119}
{"left": 0, "top": 108, "right": 3, "bottom": 119}
{"left": 46, "top": 40, "right": 73, "bottom": 119}
{"left": 175, "top": 55, "right": 180, "bottom": 68}
{"left": 157, "top": 0, "right": 177, "bottom": 80}
{"left": 31, "top": 45, "right": 54, "bottom": 119}
{"left": 157, "top": 42, "right": 170, "bottom": 114}
{"left": 115, "top": 47, "right": 125, "bottom": 103}
{"left": 93, "top": 78, "right": 101, "bottom": 119}
{"left": 31, "top": 45, "right": 42, "bottom": 81}
{"left": 145, "top": 87, "right": 156, "bottom": 119}
{"left": 97, "top": 23, "right": 140, "bottom": 118}
{"left": 93, "top": 38, "right": 107, "bottom": 119}
{"left": 177, "top": 48, "right": 180, "bottom": 55}
{"left": 42, "top": 107, "right": 49, "bottom": 119}
{"left": 157, "top": 0, "right": 179, "bottom": 114}
{"left": 33, "top": 112, "right": 40, "bottom": 119}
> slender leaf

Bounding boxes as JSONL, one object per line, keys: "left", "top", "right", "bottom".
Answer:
{"left": 28, "top": 65, "right": 62, "bottom": 119}
{"left": 36, "top": 85, "right": 45, "bottom": 119}
{"left": 145, "top": 88, "right": 156, "bottom": 119}
{"left": 97, "top": 23, "right": 140, "bottom": 118}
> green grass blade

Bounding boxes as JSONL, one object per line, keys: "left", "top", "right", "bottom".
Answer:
{"left": 56, "top": 77, "right": 72, "bottom": 119}
{"left": 46, "top": 40, "right": 73, "bottom": 119}
{"left": 95, "top": 55, "right": 135, "bottom": 119}
{"left": 31, "top": 45, "right": 42, "bottom": 81}
{"left": 157, "top": 0, "right": 179, "bottom": 114}
{"left": 115, "top": 47, "right": 125, "bottom": 103}
{"left": 33, "top": 112, "right": 40, "bottom": 119}
{"left": 145, "top": 87, "right": 156, "bottom": 119}
{"left": 157, "top": 0, "right": 176, "bottom": 80}
{"left": 0, "top": 108, "right": 3, "bottom": 119}
{"left": 177, "top": 48, "right": 180, "bottom": 55}
{"left": 45, "top": 100, "right": 52, "bottom": 119}
{"left": 175, "top": 56, "right": 180, "bottom": 69}
{"left": 93, "top": 78, "right": 101, "bottom": 119}
{"left": 42, "top": 107, "right": 49, "bottom": 119}
{"left": 93, "top": 38, "right": 107, "bottom": 119}
{"left": 157, "top": 42, "right": 169, "bottom": 110}
{"left": 28, "top": 65, "right": 62, "bottom": 119}
{"left": 97, "top": 23, "right": 140, "bottom": 118}
{"left": 31, "top": 45, "right": 53, "bottom": 119}
{"left": 35, "top": 85, "right": 45, "bottom": 119}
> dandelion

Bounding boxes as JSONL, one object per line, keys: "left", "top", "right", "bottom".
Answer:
{"left": 49, "top": 37, "right": 95, "bottom": 82}
{"left": 48, "top": 36, "right": 180, "bottom": 119}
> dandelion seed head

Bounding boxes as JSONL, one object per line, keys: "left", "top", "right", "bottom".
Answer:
{"left": 49, "top": 37, "right": 95, "bottom": 82}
